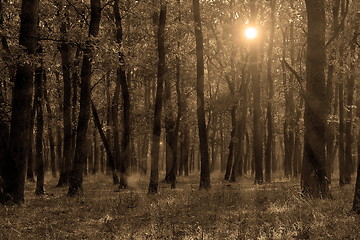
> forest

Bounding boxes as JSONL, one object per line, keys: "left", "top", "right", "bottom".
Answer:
{"left": 0, "top": 0, "right": 359, "bottom": 239}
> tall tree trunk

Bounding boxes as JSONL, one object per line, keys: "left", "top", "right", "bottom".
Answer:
{"left": 27, "top": 95, "right": 36, "bottom": 182}
{"left": 249, "top": 0, "right": 263, "bottom": 184}
{"left": 91, "top": 101, "right": 118, "bottom": 181}
{"left": 56, "top": 127, "right": 63, "bottom": 175}
{"left": 338, "top": 44, "right": 350, "bottom": 186}
{"left": 344, "top": 49, "right": 354, "bottom": 181}
{"left": 338, "top": 0, "right": 351, "bottom": 186}
{"left": 282, "top": 29, "right": 295, "bottom": 179}
{"left": 105, "top": 73, "right": 118, "bottom": 183}
{"left": 224, "top": 105, "right": 236, "bottom": 181}
{"left": 325, "top": 0, "right": 340, "bottom": 183}
{"left": 111, "top": 76, "right": 121, "bottom": 174}
{"left": 301, "top": 0, "right": 331, "bottom": 198}
{"left": 354, "top": 145, "right": 360, "bottom": 213}
{"left": 35, "top": 52, "right": 45, "bottom": 195}
{"left": 163, "top": 0, "right": 180, "bottom": 188}
{"left": 193, "top": 0, "right": 210, "bottom": 189}
{"left": 68, "top": 0, "right": 101, "bottom": 196}
{"left": 351, "top": 11, "right": 359, "bottom": 213}
{"left": 230, "top": 77, "right": 248, "bottom": 182}
{"left": 265, "top": 0, "right": 275, "bottom": 183}
{"left": 57, "top": 18, "right": 73, "bottom": 187}
{"left": 71, "top": 50, "right": 80, "bottom": 159}
{"left": 113, "top": 0, "right": 131, "bottom": 189}
{"left": 43, "top": 73, "right": 57, "bottom": 177}
{"left": 1, "top": 0, "right": 39, "bottom": 204}
{"left": 148, "top": 1, "right": 166, "bottom": 194}
{"left": 169, "top": 3, "right": 182, "bottom": 186}
{"left": 0, "top": 1, "right": 10, "bottom": 188}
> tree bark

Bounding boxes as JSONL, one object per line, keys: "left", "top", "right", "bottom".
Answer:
{"left": 113, "top": 0, "right": 131, "bottom": 189}
{"left": 35, "top": 52, "right": 45, "bottom": 195}
{"left": 57, "top": 17, "right": 73, "bottom": 187}
{"left": 325, "top": 0, "right": 340, "bottom": 183}
{"left": 68, "top": 0, "right": 101, "bottom": 197}
{"left": 351, "top": 11, "right": 359, "bottom": 213}
{"left": 43, "top": 73, "right": 57, "bottom": 177}
{"left": 224, "top": 105, "right": 236, "bottom": 181}
{"left": 148, "top": 1, "right": 166, "bottom": 194}
{"left": 1, "top": 0, "right": 39, "bottom": 204}
{"left": 265, "top": 0, "right": 276, "bottom": 183}
{"left": 193, "top": 0, "right": 210, "bottom": 189}
{"left": 249, "top": 0, "right": 263, "bottom": 184}
{"left": 91, "top": 101, "right": 118, "bottom": 182}
{"left": 301, "top": 0, "right": 331, "bottom": 198}
{"left": 27, "top": 94, "right": 36, "bottom": 182}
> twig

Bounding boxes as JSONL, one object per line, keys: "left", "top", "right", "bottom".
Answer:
{"left": 66, "top": 0, "right": 90, "bottom": 27}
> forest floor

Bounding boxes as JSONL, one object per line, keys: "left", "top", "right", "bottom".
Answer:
{"left": 0, "top": 172, "right": 359, "bottom": 240}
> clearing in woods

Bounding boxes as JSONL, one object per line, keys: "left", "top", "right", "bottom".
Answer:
{"left": 0, "top": 173, "right": 359, "bottom": 239}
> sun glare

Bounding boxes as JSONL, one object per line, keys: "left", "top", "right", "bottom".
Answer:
{"left": 244, "top": 26, "right": 258, "bottom": 39}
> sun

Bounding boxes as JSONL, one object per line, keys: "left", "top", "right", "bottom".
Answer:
{"left": 244, "top": 26, "right": 258, "bottom": 39}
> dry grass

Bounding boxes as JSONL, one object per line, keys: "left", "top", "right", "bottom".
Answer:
{"left": 0, "top": 173, "right": 359, "bottom": 240}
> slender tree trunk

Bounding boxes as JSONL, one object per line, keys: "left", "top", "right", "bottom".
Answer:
{"left": 169, "top": 4, "right": 182, "bottom": 186}
{"left": 43, "top": 73, "right": 57, "bottom": 177}
{"left": 344, "top": 59, "right": 354, "bottom": 179}
{"left": 193, "top": 0, "right": 210, "bottom": 189}
{"left": 57, "top": 19, "right": 73, "bottom": 187}
{"left": 113, "top": 0, "right": 131, "bottom": 189}
{"left": 1, "top": 0, "right": 39, "bottom": 204}
{"left": 338, "top": 44, "right": 349, "bottom": 186}
{"left": 68, "top": 0, "right": 101, "bottom": 196}
{"left": 301, "top": 0, "right": 331, "bottom": 198}
{"left": 35, "top": 53, "right": 45, "bottom": 195}
{"left": 325, "top": 0, "right": 340, "bottom": 183}
{"left": 111, "top": 75, "right": 121, "bottom": 173}
{"left": 351, "top": 11, "right": 359, "bottom": 212}
{"left": 71, "top": 50, "right": 80, "bottom": 159}
{"left": 224, "top": 105, "right": 236, "bottom": 181}
{"left": 282, "top": 29, "right": 295, "bottom": 179}
{"left": 230, "top": 82, "right": 248, "bottom": 182}
{"left": 27, "top": 95, "right": 36, "bottom": 182}
{"left": 56, "top": 126, "right": 63, "bottom": 175}
{"left": 148, "top": 1, "right": 166, "bottom": 194}
{"left": 354, "top": 146, "right": 360, "bottom": 213}
{"left": 265, "top": 0, "right": 275, "bottom": 183}
{"left": 249, "top": 0, "right": 263, "bottom": 184}
{"left": 91, "top": 101, "right": 118, "bottom": 181}
{"left": 0, "top": 1, "right": 10, "bottom": 187}
{"left": 163, "top": 0, "right": 180, "bottom": 188}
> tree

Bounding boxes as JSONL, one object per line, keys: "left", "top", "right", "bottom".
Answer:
{"left": 249, "top": 0, "right": 263, "bottom": 184}
{"left": 265, "top": 0, "right": 276, "bottom": 183}
{"left": 113, "top": 0, "right": 131, "bottom": 189}
{"left": 68, "top": 0, "right": 101, "bottom": 196}
{"left": 301, "top": 0, "right": 331, "bottom": 198}
{"left": 57, "top": 5, "right": 73, "bottom": 187}
{"left": 351, "top": 9, "right": 360, "bottom": 214}
{"left": 1, "top": 0, "right": 39, "bottom": 204}
{"left": 193, "top": 0, "right": 210, "bottom": 189}
{"left": 91, "top": 100, "right": 118, "bottom": 182}
{"left": 148, "top": 1, "right": 167, "bottom": 194}
{"left": 34, "top": 46, "right": 45, "bottom": 195}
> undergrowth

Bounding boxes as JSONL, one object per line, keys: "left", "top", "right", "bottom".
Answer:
{"left": 0, "top": 173, "right": 359, "bottom": 240}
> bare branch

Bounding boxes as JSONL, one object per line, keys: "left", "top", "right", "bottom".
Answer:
{"left": 281, "top": 59, "right": 305, "bottom": 100}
